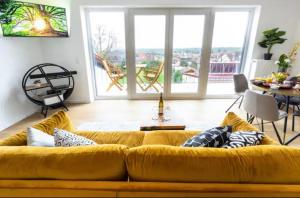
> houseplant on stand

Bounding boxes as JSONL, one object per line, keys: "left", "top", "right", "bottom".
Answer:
{"left": 275, "top": 54, "right": 292, "bottom": 73}
{"left": 258, "top": 28, "right": 287, "bottom": 60}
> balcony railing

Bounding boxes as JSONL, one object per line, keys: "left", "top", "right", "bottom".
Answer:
{"left": 183, "top": 62, "right": 239, "bottom": 83}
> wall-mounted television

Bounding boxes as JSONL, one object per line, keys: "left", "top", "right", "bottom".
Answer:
{"left": 0, "top": 0, "right": 68, "bottom": 37}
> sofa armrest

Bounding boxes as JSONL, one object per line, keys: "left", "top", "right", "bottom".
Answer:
{"left": 0, "top": 111, "right": 74, "bottom": 146}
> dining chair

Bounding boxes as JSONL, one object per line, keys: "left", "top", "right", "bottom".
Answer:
{"left": 225, "top": 74, "right": 249, "bottom": 113}
{"left": 243, "top": 90, "right": 288, "bottom": 145}
{"left": 276, "top": 95, "right": 300, "bottom": 113}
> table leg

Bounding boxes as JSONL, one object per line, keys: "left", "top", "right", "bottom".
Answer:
{"left": 283, "top": 96, "right": 290, "bottom": 143}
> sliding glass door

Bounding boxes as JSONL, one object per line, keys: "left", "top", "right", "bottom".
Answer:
{"left": 168, "top": 10, "right": 209, "bottom": 97}
{"left": 133, "top": 12, "right": 166, "bottom": 95}
{"left": 87, "top": 10, "right": 127, "bottom": 97}
{"left": 85, "top": 8, "right": 253, "bottom": 99}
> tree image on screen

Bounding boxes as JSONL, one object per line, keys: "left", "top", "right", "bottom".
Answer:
{"left": 0, "top": 0, "right": 68, "bottom": 37}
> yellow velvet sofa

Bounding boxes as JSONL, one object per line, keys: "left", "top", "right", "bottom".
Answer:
{"left": 1, "top": 111, "right": 300, "bottom": 197}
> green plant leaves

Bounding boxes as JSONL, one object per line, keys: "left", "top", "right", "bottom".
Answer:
{"left": 258, "top": 27, "right": 287, "bottom": 54}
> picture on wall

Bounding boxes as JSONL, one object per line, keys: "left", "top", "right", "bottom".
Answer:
{"left": 0, "top": 0, "right": 68, "bottom": 37}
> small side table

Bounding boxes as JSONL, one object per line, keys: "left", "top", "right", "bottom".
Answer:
{"left": 140, "top": 119, "right": 186, "bottom": 131}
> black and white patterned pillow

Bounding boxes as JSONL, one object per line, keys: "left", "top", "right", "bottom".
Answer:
{"left": 222, "top": 131, "right": 264, "bottom": 148}
{"left": 54, "top": 128, "right": 97, "bottom": 147}
{"left": 182, "top": 126, "right": 232, "bottom": 147}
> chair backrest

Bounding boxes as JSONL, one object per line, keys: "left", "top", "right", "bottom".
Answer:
{"left": 233, "top": 74, "right": 248, "bottom": 93}
{"left": 95, "top": 54, "right": 114, "bottom": 77}
{"left": 147, "top": 62, "right": 164, "bottom": 79}
{"left": 157, "top": 62, "right": 164, "bottom": 75}
{"left": 243, "top": 90, "right": 279, "bottom": 121}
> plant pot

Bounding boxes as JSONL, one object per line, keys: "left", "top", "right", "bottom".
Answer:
{"left": 264, "top": 53, "right": 273, "bottom": 60}
{"left": 278, "top": 67, "right": 287, "bottom": 73}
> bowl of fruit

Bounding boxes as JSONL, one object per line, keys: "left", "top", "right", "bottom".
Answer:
{"left": 271, "top": 72, "right": 288, "bottom": 84}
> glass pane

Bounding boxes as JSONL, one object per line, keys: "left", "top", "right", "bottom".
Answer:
{"left": 207, "top": 12, "right": 249, "bottom": 95}
{"left": 89, "top": 12, "right": 126, "bottom": 96}
{"left": 171, "top": 15, "right": 205, "bottom": 93}
{"left": 135, "top": 15, "right": 165, "bottom": 94}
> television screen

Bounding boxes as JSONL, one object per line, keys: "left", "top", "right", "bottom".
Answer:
{"left": 0, "top": 0, "right": 68, "bottom": 37}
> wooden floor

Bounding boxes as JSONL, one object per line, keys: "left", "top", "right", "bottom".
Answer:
{"left": 1, "top": 99, "right": 300, "bottom": 146}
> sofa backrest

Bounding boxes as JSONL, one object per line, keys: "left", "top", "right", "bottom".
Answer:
{"left": 0, "top": 111, "right": 276, "bottom": 146}
{"left": 75, "top": 131, "right": 145, "bottom": 148}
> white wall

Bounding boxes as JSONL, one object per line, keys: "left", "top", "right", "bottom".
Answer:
{"left": 0, "top": 38, "right": 43, "bottom": 131}
{"left": 291, "top": 20, "right": 300, "bottom": 75}
{"left": 39, "top": 0, "right": 300, "bottom": 103}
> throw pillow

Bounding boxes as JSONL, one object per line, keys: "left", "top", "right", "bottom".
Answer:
{"left": 54, "top": 128, "right": 97, "bottom": 147}
{"left": 27, "top": 127, "right": 55, "bottom": 147}
{"left": 222, "top": 131, "right": 264, "bottom": 148}
{"left": 182, "top": 126, "right": 232, "bottom": 147}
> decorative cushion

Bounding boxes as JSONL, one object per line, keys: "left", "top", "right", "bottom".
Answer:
{"left": 54, "top": 129, "right": 97, "bottom": 147}
{"left": 27, "top": 127, "right": 55, "bottom": 147}
{"left": 221, "top": 112, "right": 278, "bottom": 145}
{"left": 182, "top": 126, "right": 232, "bottom": 147}
{"left": 222, "top": 131, "right": 264, "bottom": 148}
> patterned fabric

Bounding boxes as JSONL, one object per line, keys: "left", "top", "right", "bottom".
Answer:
{"left": 222, "top": 131, "right": 264, "bottom": 148}
{"left": 54, "top": 128, "right": 97, "bottom": 147}
{"left": 182, "top": 126, "right": 232, "bottom": 147}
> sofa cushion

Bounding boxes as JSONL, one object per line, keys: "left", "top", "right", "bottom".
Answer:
{"left": 182, "top": 126, "right": 232, "bottom": 147}
{"left": 27, "top": 127, "right": 55, "bottom": 147}
{"left": 0, "top": 145, "right": 128, "bottom": 180}
{"left": 54, "top": 129, "right": 97, "bottom": 147}
{"left": 222, "top": 131, "right": 264, "bottom": 148}
{"left": 0, "top": 111, "right": 74, "bottom": 146}
{"left": 126, "top": 145, "right": 300, "bottom": 183}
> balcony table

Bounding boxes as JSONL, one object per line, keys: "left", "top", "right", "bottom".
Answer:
{"left": 251, "top": 83, "right": 300, "bottom": 145}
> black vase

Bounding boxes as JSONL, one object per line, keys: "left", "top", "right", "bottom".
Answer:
{"left": 264, "top": 53, "right": 273, "bottom": 60}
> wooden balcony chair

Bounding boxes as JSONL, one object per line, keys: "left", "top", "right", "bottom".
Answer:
{"left": 95, "top": 54, "right": 126, "bottom": 92}
{"left": 137, "top": 62, "right": 164, "bottom": 92}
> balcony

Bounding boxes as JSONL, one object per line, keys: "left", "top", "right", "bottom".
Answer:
{"left": 94, "top": 62, "right": 237, "bottom": 96}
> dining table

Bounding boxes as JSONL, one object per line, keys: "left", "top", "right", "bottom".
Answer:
{"left": 251, "top": 83, "right": 300, "bottom": 145}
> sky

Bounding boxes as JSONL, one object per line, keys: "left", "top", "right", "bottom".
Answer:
{"left": 90, "top": 11, "right": 249, "bottom": 49}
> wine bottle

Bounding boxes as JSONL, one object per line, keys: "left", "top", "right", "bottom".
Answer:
{"left": 158, "top": 92, "right": 164, "bottom": 117}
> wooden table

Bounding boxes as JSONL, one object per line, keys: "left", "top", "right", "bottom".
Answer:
{"left": 140, "top": 119, "right": 186, "bottom": 131}
{"left": 251, "top": 83, "right": 300, "bottom": 144}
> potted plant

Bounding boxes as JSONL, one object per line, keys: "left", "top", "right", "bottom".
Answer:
{"left": 258, "top": 28, "right": 287, "bottom": 60}
{"left": 275, "top": 54, "right": 292, "bottom": 73}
